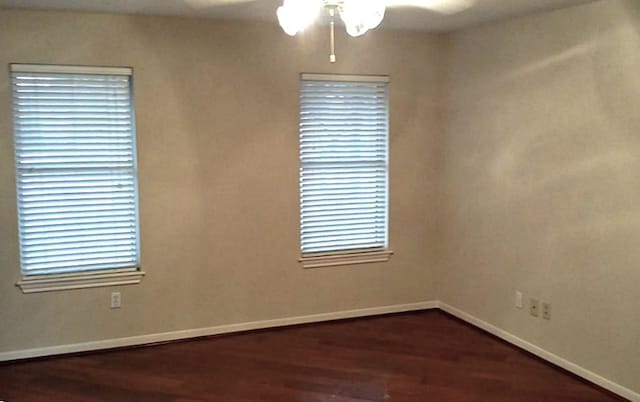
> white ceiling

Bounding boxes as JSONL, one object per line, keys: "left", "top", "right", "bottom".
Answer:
{"left": 0, "top": 0, "right": 597, "bottom": 31}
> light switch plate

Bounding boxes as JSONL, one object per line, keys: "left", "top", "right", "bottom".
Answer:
{"left": 515, "top": 291, "right": 523, "bottom": 309}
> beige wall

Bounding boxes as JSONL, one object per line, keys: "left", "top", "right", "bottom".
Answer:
{"left": 442, "top": 0, "right": 640, "bottom": 394}
{"left": 0, "top": 9, "right": 444, "bottom": 351}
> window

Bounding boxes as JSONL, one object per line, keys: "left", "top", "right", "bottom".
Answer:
{"left": 11, "top": 64, "right": 143, "bottom": 293}
{"left": 299, "top": 74, "right": 393, "bottom": 268}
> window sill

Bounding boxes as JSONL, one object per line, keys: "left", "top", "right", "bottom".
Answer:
{"left": 300, "top": 249, "right": 394, "bottom": 269}
{"left": 16, "top": 269, "right": 145, "bottom": 294}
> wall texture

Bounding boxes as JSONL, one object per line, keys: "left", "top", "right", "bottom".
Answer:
{"left": 442, "top": 0, "right": 640, "bottom": 394}
{"left": 0, "top": 9, "right": 444, "bottom": 352}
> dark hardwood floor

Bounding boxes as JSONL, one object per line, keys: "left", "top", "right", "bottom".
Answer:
{"left": 0, "top": 310, "right": 625, "bottom": 401}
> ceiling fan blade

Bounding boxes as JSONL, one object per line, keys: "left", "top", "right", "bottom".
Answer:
{"left": 183, "top": 0, "right": 255, "bottom": 9}
{"left": 386, "top": 0, "right": 475, "bottom": 15}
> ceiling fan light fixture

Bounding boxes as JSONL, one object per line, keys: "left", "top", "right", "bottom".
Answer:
{"left": 276, "top": 0, "right": 386, "bottom": 61}
{"left": 340, "top": 0, "right": 385, "bottom": 37}
{"left": 276, "top": 0, "right": 323, "bottom": 36}
{"left": 276, "top": 6, "right": 298, "bottom": 36}
{"left": 344, "top": 22, "right": 367, "bottom": 37}
{"left": 276, "top": 0, "right": 385, "bottom": 38}
{"left": 276, "top": 0, "right": 472, "bottom": 62}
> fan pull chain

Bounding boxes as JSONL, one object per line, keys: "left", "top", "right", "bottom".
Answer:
{"left": 329, "top": 8, "right": 336, "bottom": 63}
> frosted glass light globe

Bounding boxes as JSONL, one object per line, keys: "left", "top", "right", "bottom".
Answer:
{"left": 277, "top": 0, "right": 323, "bottom": 36}
{"left": 340, "top": 0, "right": 386, "bottom": 37}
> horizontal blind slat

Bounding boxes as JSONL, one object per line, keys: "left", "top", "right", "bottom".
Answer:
{"left": 21, "top": 208, "right": 135, "bottom": 220}
{"left": 302, "top": 226, "right": 386, "bottom": 237}
{"left": 24, "top": 259, "right": 137, "bottom": 274}
{"left": 21, "top": 222, "right": 136, "bottom": 236}
{"left": 302, "top": 218, "right": 386, "bottom": 229}
{"left": 20, "top": 203, "right": 135, "bottom": 214}
{"left": 304, "top": 244, "right": 385, "bottom": 254}
{"left": 24, "top": 243, "right": 135, "bottom": 262}
{"left": 24, "top": 262, "right": 137, "bottom": 276}
{"left": 22, "top": 230, "right": 136, "bottom": 243}
{"left": 21, "top": 216, "right": 136, "bottom": 230}
{"left": 22, "top": 233, "right": 136, "bottom": 247}
{"left": 24, "top": 239, "right": 136, "bottom": 253}
{"left": 23, "top": 250, "right": 137, "bottom": 265}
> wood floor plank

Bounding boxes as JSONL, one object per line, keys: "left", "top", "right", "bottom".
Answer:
{"left": 0, "top": 310, "right": 626, "bottom": 401}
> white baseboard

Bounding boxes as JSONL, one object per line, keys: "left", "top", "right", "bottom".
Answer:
{"left": 1, "top": 300, "right": 636, "bottom": 401}
{"left": 0, "top": 300, "right": 438, "bottom": 362}
{"left": 439, "top": 302, "right": 639, "bottom": 402}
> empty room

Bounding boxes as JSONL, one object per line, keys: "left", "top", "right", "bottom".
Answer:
{"left": 0, "top": 0, "right": 638, "bottom": 400}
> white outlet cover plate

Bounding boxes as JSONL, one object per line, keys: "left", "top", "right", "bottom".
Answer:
{"left": 515, "top": 291, "right": 523, "bottom": 309}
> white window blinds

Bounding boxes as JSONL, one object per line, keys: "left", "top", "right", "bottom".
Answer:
{"left": 299, "top": 74, "right": 389, "bottom": 255}
{"left": 11, "top": 64, "right": 140, "bottom": 276}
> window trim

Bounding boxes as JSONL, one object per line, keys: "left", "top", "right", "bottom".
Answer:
{"left": 300, "top": 249, "right": 393, "bottom": 269}
{"left": 300, "top": 73, "right": 391, "bottom": 83}
{"left": 17, "top": 268, "right": 146, "bottom": 294}
{"left": 10, "top": 63, "right": 142, "bottom": 293}
{"left": 10, "top": 63, "right": 133, "bottom": 76}
{"left": 298, "top": 73, "right": 393, "bottom": 268}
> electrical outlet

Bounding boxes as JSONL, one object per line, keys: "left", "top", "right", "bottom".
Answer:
{"left": 111, "top": 292, "right": 121, "bottom": 309}
{"left": 529, "top": 298, "right": 539, "bottom": 317}
{"left": 542, "top": 302, "right": 551, "bottom": 320}
{"left": 515, "top": 291, "right": 523, "bottom": 309}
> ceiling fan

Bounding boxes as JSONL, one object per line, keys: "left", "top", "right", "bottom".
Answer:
{"left": 279, "top": 0, "right": 475, "bottom": 62}
{"left": 184, "top": 0, "right": 475, "bottom": 62}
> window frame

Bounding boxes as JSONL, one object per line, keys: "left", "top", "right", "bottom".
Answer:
{"left": 10, "top": 63, "right": 144, "bottom": 293}
{"left": 298, "top": 73, "right": 393, "bottom": 268}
